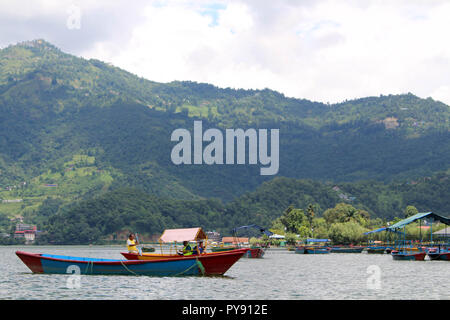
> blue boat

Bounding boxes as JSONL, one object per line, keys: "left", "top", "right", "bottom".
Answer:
{"left": 16, "top": 251, "right": 207, "bottom": 276}
{"left": 330, "top": 246, "right": 365, "bottom": 253}
{"left": 305, "top": 247, "right": 331, "bottom": 254}
{"left": 294, "top": 246, "right": 305, "bottom": 254}
{"left": 300, "top": 239, "right": 331, "bottom": 254}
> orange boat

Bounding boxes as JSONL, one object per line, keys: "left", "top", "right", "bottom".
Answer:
{"left": 121, "top": 228, "right": 249, "bottom": 274}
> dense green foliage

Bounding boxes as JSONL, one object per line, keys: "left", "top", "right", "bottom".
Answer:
{"left": 31, "top": 172, "right": 449, "bottom": 244}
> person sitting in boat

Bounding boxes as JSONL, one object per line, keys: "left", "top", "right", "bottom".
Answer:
{"left": 178, "top": 241, "right": 193, "bottom": 256}
{"left": 192, "top": 241, "right": 205, "bottom": 255}
{"left": 127, "top": 233, "right": 139, "bottom": 253}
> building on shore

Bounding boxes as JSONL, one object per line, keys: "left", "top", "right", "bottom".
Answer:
{"left": 14, "top": 224, "right": 39, "bottom": 243}
{"left": 206, "top": 231, "right": 221, "bottom": 243}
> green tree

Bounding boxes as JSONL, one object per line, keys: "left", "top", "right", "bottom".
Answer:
{"left": 279, "top": 205, "right": 306, "bottom": 234}
{"left": 404, "top": 205, "right": 418, "bottom": 218}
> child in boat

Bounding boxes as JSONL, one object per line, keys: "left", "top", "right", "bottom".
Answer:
{"left": 127, "top": 233, "right": 139, "bottom": 253}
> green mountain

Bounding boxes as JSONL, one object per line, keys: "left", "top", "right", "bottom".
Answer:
{"left": 0, "top": 39, "right": 449, "bottom": 228}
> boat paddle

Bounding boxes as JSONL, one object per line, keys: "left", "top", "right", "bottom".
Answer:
{"left": 135, "top": 232, "right": 142, "bottom": 256}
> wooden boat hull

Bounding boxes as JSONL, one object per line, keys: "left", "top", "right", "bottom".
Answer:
{"left": 121, "top": 248, "right": 249, "bottom": 275}
{"left": 16, "top": 251, "right": 206, "bottom": 276}
{"left": 391, "top": 251, "right": 426, "bottom": 261}
{"left": 295, "top": 246, "right": 305, "bottom": 254}
{"left": 367, "top": 247, "right": 386, "bottom": 254}
{"left": 428, "top": 251, "right": 449, "bottom": 261}
{"left": 330, "top": 247, "right": 364, "bottom": 253}
{"left": 304, "top": 247, "right": 331, "bottom": 254}
{"left": 437, "top": 252, "right": 449, "bottom": 260}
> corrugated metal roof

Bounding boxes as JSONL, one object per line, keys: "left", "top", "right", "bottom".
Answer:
{"left": 388, "top": 212, "right": 450, "bottom": 230}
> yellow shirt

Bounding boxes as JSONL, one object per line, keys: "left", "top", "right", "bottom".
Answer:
{"left": 127, "top": 239, "right": 138, "bottom": 253}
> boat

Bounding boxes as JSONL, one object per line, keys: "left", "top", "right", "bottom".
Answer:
{"left": 391, "top": 250, "right": 426, "bottom": 261}
{"left": 427, "top": 247, "right": 450, "bottom": 261}
{"left": 122, "top": 248, "right": 248, "bottom": 275}
{"left": 294, "top": 246, "right": 305, "bottom": 254}
{"left": 210, "top": 246, "right": 237, "bottom": 252}
{"left": 245, "top": 247, "right": 265, "bottom": 258}
{"left": 121, "top": 227, "right": 248, "bottom": 274}
{"left": 296, "top": 239, "right": 331, "bottom": 254}
{"left": 229, "top": 224, "right": 273, "bottom": 258}
{"left": 16, "top": 251, "right": 223, "bottom": 276}
{"left": 330, "top": 246, "right": 365, "bottom": 253}
{"left": 366, "top": 246, "right": 386, "bottom": 254}
{"left": 304, "top": 246, "right": 331, "bottom": 254}
{"left": 121, "top": 227, "right": 214, "bottom": 260}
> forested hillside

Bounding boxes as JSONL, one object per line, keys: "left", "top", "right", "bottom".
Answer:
{"left": 23, "top": 171, "right": 449, "bottom": 244}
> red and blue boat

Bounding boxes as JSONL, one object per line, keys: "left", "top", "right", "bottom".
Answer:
{"left": 16, "top": 249, "right": 247, "bottom": 276}
{"left": 391, "top": 250, "right": 427, "bottom": 261}
{"left": 427, "top": 247, "right": 450, "bottom": 261}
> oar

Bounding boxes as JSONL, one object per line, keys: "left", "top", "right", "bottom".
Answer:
{"left": 135, "top": 232, "right": 142, "bottom": 256}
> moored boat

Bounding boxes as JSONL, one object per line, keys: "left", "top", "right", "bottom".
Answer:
{"left": 304, "top": 246, "right": 331, "bottom": 254}
{"left": 391, "top": 250, "right": 426, "bottom": 261}
{"left": 210, "top": 246, "right": 237, "bottom": 252}
{"left": 245, "top": 247, "right": 265, "bottom": 258}
{"left": 294, "top": 246, "right": 305, "bottom": 254}
{"left": 366, "top": 246, "right": 386, "bottom": 254}
{"left": 122, "top": 248, "right": 248, "bottom": 275}
{"left": 427, "top": 247, "right": 450, "bottom": 261}
{"left": 16, "top": 251, "right": 210, "bottom": 276}
{"left": 330, "top": 246, "right": 365, "bottom": 253}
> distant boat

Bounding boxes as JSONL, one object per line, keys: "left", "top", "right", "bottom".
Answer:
{"left": 427, "top": 247, "right": 450, "bottom": 261}
{"left": 16, "top": 251, "right": 235, "bottom": 276}
{"left": 294, "top": 246, "right": 305, "bottom": 254}
{"left": 366, "top": 246, "right": 386, "bottom": 254}
{"left": 245, "top": 247, "right": 265, "bottom": 258}
{"left": 295, "top": 239, "right": 331, "bottom": 254}
{"left": 210, "top": 246, "right": 237, "bottom": 252}
{"left": 304, "top": 246, "right": 331, "bottom": 254}
{"left": 391, "top": 250, "right": 426, "bottom": 261}
{"left": 330, "top": 246, "right": 365, "bottom": 253}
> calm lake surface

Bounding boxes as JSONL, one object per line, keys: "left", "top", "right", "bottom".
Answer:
{"left": 1, "top": 246, "right": 448, "bottom": 300}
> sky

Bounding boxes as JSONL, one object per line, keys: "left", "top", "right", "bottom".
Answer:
{"left": 1, "top": 0, "right": 450, "bottom": 105}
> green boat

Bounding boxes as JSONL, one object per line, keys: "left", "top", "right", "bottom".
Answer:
{"left": 210, "top": 246, "right": 236, "bottom": 252}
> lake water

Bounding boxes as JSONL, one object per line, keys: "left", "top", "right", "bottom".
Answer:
{"left": 1, "top": 246, "right": 448, "bottom": 300}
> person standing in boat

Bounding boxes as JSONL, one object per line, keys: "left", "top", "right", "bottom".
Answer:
{"left": 127, "top": 233, "right": 139, "bottom": 253}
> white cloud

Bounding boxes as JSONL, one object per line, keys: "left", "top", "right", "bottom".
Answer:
{"left": 2, "top": 0, "right": 450, "bottom": 105}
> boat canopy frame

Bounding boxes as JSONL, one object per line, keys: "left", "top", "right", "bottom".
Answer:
{"left": 387, "top": 212, "right": 450, "bottom": 231}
